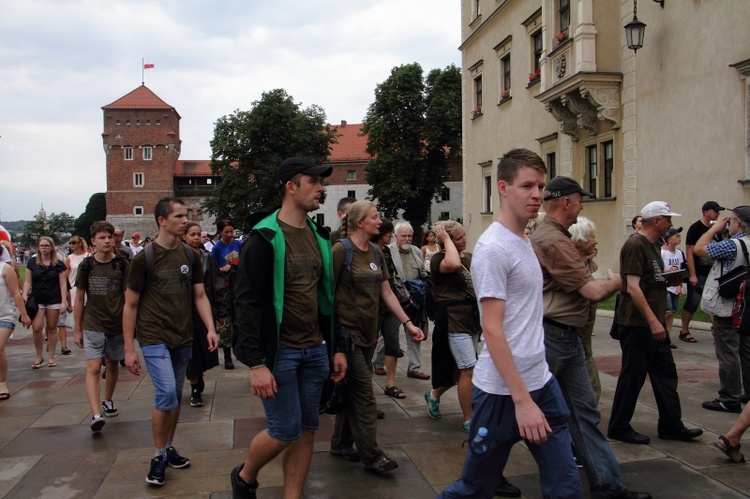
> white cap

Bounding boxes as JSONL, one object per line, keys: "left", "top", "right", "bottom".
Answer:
{"left": 641, "top": 201, "right": 681, "bottom": 219}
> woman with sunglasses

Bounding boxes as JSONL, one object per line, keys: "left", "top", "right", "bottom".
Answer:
{"left": 59, "top": 236, "right": 89, "bottom": 355}
{"left": 23, "top": 237, "right": 67, "bottom": 368}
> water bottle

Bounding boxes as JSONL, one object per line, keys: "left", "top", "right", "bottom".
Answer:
{"left": 471, "top": 427, "right": 489, "bottom": 455}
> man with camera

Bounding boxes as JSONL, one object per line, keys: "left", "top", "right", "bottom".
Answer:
{"left": 695, "top": 206, "right": 750, "bottom": 412}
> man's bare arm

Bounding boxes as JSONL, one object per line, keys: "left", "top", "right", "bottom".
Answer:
{"left": 481, "top": 297, "right": 551, "bottom": 444}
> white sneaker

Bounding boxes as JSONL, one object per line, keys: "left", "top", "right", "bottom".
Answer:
{"left": 91, "top": 414, "right": 105, "bottom": 432}
{"left": 102, "top": 400, "right": 118, "bottom": 417}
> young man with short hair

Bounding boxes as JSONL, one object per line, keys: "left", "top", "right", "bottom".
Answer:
{"left": 231, "top": 157, "right": 348, "bottom": 498}
{"left": 74, "top": 221, "right": 128, "bottom": 432}
{"left": 123, "top": 198, "right": 219, "bottom": 487}
{"left": 440, "top": 148, "right": 581, "bottom": 498}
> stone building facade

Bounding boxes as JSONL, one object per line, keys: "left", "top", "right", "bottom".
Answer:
{"left": 460, "top": 0, "right": 750, "bottom": 271}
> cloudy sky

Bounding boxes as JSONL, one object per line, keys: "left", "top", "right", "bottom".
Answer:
{"left": 0, "top": 0, "right": 461, "bottom": 222}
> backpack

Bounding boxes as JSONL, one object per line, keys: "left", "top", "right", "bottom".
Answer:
{"left": 78, "top": 254, "right": 128, "bottom": 280}
{"left": 339, "top": 238, "right": 382, "bottom": 276}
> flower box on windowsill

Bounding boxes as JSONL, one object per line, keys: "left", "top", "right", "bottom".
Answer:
{"left": 553, "top": 30, "right": 569, "bottom": 45}
{"left": 498, "top": 94, "right": 512, "bottom": 106}
{"left": 527, "top": 69, "right": 541, "bottom": 88}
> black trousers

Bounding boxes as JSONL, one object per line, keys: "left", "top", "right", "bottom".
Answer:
{"left": 608, "top": 325, "right": 684, "bottom": 435}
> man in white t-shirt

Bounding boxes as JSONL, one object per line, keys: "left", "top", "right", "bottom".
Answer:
{"left": 439, "top": 148, "right": 581, "bottom": 499}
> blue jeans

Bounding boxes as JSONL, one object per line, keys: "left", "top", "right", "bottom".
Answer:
{"left": 141, "top": 344, "right": 192, "bottom": 411}
{"left": 439, "top": 379, "right": 581, "bottom": 499}
{"left": 262, "top": 344, "right": 329, "bottom": 442}
{"left": 543, "top": 323, "right": 626, "bottom": 499}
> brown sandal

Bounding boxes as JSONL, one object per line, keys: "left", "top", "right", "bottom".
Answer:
{"left": 678, "top": 332, "right": 698, "bottom": 343}
{"left": 384, "top": 386, "right": 406, "bottom": 399}
{"left": 714, "top": 435, "right": 745, "bottom": 463}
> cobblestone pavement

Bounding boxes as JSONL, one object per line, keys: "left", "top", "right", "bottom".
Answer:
{"left": 0, "top": 313, "right": 747, "bottom": 498}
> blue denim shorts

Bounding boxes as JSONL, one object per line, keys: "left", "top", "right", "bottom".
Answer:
{"left": 666, "top": 291, "right": 680, "bottom": 313}
{"left": 0, "top": 321, "right": 16, "bottom": 331}
{"left": 448, "top": 332, "right": 479, "bottom": 369}
{"left": 141, "top": 344, "right": 192, "bottom": 411}
{"left": 262, "top": 344, "right": 330, "bottom": 442}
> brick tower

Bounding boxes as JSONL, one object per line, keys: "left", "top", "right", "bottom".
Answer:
{"left": 101, "top": 85, "right": 181, "bottom": 237}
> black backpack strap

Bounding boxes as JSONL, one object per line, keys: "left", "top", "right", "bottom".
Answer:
{"left": 739, "top": 239, "right": 749, "bottom": 266}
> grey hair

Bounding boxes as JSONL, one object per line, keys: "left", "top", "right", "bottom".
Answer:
{"left": 394, "top": 221, "right": 413, "bottom": 235}
{"left": 569, "top": 216, "right": 596, "bottom": 244}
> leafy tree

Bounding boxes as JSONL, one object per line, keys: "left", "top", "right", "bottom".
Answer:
{"left": 20, "top": 212, "right": 75, "bottom": 245}
{"left": 204, "top": 89, "right": 337, "bottom": 227}
{"left": 363, "top": 63, "right": 462, "bottom": 232}
{"left": 73, "top": 193, "right": 106, "bottom": 240}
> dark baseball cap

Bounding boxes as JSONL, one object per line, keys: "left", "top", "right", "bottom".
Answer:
{"left": 732, "top": 206, "right": 750, "bottom": 224}
{"left": 664, "top": 227, "right": 683, "bottom": 239}
{"left": 277, "top": 157, "right": 332, "bottom": 184}
{"left": 544, "top": 176, "right": 594, "bottom": 201}
{"left": 702, "top": 201, "right": 725, "bottom": 212}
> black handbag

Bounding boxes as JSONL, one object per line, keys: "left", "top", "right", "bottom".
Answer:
{"left": 717, "top": 240, "right": 750, "bottom": 299}
{"left": 23, "top": 294, "right": 38, "bottom": 319}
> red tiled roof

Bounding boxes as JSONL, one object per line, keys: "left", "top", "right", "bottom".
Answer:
{"left": 175, "top": 160, "right": 212, "bottom": 176}
{"left": 102, "top": 85, "right": 178, "bottom": 115}
{"left": 328, "top": 123, "right": 369, "bottom": 162}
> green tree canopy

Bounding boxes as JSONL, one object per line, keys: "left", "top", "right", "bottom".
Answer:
{"left": 363, "top": 63, "right": 462, "bottom": 231}
{"left": 20, "top": 212, "right": 75, "bottom": 246}
{"left": 73, "top": 193, "right": 106, "bottom": 240}
{"left": 204, "top": 89, "right": 337, "bottom": 227}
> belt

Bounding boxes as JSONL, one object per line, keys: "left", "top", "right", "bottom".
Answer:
{"left": 542, "top": 318, "right": 575, "bottom": 331}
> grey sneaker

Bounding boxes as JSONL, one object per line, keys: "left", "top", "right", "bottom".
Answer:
{"left": 424, "top": 390, "right": 441, "bottom": 419}
{"left": 102, "top": 400, "right": 118, "bottom": 417}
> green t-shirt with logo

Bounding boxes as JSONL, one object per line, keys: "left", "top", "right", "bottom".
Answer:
{"left": 334, "top": 240, "right": 389, "bottom": 347}
{"left": 76, "top": 256, "right": 128, "bottom": 335}
{"left": 126, "top": 242, "right": 202, "bottom": 348}
{"left": 278, "top": 219, "right": 324, "bottom": 349}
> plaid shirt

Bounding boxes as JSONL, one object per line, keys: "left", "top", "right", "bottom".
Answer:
{"left": 706, "top": 232, "right": 747, "bottom": 269}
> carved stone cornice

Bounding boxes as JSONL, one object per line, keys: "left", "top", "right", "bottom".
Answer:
{"left": 561, "top": 91, "right": 598, "bottom": 136}
{"left": 545, "top": 101, "right": 578, "bottom": 139}
{"left": 536, "top": 72, "right": 622, "bottom": 140}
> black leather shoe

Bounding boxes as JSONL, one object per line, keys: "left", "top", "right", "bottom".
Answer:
{"left": 364, "top": 454, "right": 398, "bottom": 474}
{"left": 607, "top": 429, "right": 650, "bottom": 445}
{"left": 658, "top": 427, "right": 703, "bottom": 441}
{"left": 610, "top": 490, "right": 652, "bottom": 499}
{"left": 495, "top": 476, "right": 521, "bottom": 497}
{"left": 330, "top": 447, "right": 361, "bottom": 462}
